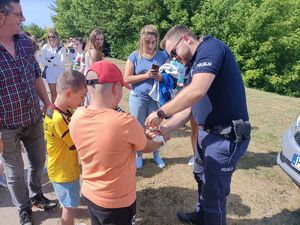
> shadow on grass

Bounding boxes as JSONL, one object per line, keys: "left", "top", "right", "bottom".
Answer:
{"left": 136, "top": 186, "right": 300, "bottom": 225}
{"left": 136, "top": 186, "right": 251, "bottom": 225}
{"left": 238, "top": 151, "right": 278, "bottom": 169}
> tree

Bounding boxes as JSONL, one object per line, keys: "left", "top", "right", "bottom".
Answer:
{"left": 51, "top": 0, "right": 300, "bottom": 96}
{"left": 23, "top": 23, "right": 46, "bottom": 39}
{"left": 191, "top": 0, "right": 300, "bottom": 96}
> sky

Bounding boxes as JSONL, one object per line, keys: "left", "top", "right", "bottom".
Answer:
{"left": 22, "top": 0, "right": 55, "bottom": 28}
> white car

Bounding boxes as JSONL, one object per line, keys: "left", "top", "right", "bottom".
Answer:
{"left": 277, "top": 114, "right": 300, "bottom": 186}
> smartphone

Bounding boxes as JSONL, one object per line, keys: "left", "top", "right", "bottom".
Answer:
{"left": 151, "top": 64, "right": 159, "bottom": 72}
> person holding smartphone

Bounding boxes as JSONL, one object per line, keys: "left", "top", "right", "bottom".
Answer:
{"left": 124, "top": 25, "right": 169, "bottom": 169}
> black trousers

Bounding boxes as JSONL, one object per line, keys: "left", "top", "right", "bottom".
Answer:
{"left": 83, "top": 195, "right": 136, "bottom": 225}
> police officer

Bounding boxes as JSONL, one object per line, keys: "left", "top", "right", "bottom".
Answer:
{"left": 145, "top": 25, "right": 250, "bottom": 225}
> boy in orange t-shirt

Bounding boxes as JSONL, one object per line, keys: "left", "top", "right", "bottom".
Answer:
{"left": 69, "top": 61, "right": 167, "bottom": 225}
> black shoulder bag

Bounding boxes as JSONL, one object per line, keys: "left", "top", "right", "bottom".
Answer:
{"left": 42, "top": 45, "right": 63, "bottom": 78}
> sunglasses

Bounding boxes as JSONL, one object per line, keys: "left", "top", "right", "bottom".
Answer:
{"left": 170, "top": 37, "right": 182, "bottom": 58}
{"left": 48, "top": 36, "right": 57, "bottom": 39}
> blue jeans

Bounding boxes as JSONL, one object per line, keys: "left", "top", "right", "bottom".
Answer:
{"left": 129, "top": 93, "right": 159, "bottom": 157}
{"left": 193, "top": 128, "right": 250, "bottom": 225}
{"left": 0, "top": 118, "right": 46, "bottom": 210}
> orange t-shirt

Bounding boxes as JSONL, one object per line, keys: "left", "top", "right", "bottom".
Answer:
{"left": 69, "top": 107, "right": 147, "bottom": 208}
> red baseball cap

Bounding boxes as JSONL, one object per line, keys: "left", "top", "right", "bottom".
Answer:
{"left": 86, "top": 60, "right": 131, "bottom": 90}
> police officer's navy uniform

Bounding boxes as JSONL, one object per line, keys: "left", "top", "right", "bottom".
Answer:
{"left": 184, "top": 35, "right": 250, "bottom": 225}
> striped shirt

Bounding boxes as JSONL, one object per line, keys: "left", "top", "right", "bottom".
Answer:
{"left": 115, "top": 106, "right": 125, "bottom": 113}
{"left": 0, "top": 33, "right": 42, "bottom": 129}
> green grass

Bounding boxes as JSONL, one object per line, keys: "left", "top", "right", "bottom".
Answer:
{"left": 110, "top": 58, "right": 300, "bottom": 225}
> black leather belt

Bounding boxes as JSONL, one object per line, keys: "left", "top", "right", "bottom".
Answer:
{"left": 204, "top": 124, "right": 235, "bottom": 140}
{"left": 201, "top": 120, "right": 251, "bottom": 142}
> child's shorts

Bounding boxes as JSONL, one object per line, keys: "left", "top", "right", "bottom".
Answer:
{"left": 52, "top": 179, "right": 80, "bottom": 208}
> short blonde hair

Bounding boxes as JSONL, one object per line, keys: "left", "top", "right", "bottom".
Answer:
{"left": 56, "top": 70, "right": 87, "bottom": 94}
{"left": 138, "top": 24, "right": 159, "bottom": 56}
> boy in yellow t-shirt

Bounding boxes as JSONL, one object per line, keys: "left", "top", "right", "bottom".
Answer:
{"left": 44, "top": 70, "right": 87, "bottom": 225}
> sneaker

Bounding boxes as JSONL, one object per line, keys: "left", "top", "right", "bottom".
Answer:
{"left": 153, "top": 155, "right": 165, "bottom": 168}
{"left": 136, "top": 155, "right": 143, "bottom": 169}
{"left": 30, "top": 193, "right": 58, "bottom": 210}
{"left": 177, "top": 211, "right": 201, "bottom": 225}
{"left": 188, "top": 156, "right": 195, "bottom": 166}
{"left": 0, "top": 174, "right": 7, "bottom": 188}
{"left": 19, "top": 208, "right": 32, "bottom": 225}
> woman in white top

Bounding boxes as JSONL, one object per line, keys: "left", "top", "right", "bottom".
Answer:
{"left": 40, "top": 29, "right": 66, "bottom": 102}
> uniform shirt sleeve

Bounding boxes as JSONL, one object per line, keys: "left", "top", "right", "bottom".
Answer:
{"left": 192, "top": 40, "right": 225, "bottom": 77}
{"left": 53, "top": 113, "right": 75, "bottom": 150}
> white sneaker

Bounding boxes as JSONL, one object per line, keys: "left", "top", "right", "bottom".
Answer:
{"left": 0, "top": 174, "right": 7, "bottom": 188}
{"left": 188, "top": 156, "right": 195, "bottom": 166}
{"left": 153, "top": 155, "right": 165, "bottom": 168}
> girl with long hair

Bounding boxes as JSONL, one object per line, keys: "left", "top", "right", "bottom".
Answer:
{"left": 80, "top": 28, "right": 104, "bottom": 74}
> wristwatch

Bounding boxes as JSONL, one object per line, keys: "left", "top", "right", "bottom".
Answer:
{"left": 157, "top": 109, "right": 167, "bottom": 119}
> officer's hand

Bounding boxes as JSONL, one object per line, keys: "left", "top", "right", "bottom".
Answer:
{"left": 145, "top": 111, "right": 163, "bottom": 129}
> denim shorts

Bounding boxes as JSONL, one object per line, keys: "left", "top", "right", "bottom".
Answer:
{"left": 52, "top": 179, "right": 80, "bottom": 208}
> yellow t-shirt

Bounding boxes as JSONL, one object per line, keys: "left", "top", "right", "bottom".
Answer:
{"left": 44, "top": 106, "right": 80, "bottom": 183}
{"left": 69, "top": 107, "right": 147, "bottom": 209}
